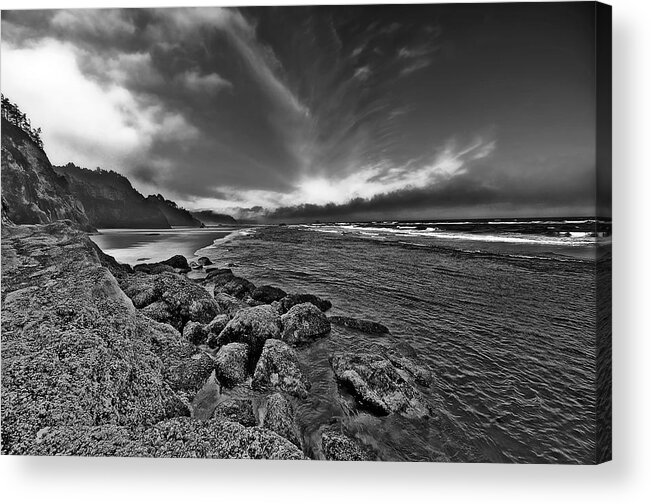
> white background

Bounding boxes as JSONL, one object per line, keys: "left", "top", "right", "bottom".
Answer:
{"left": 0, "top": 0, "right": 648, "bottom": 502}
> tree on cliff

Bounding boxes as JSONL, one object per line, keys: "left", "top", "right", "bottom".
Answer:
{"left": 1, "top": 94, "right": 44, "bottom": 149}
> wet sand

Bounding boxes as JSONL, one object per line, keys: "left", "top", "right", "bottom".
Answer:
{"left": 89, "top": 227, "right": 238, "bottom": 265}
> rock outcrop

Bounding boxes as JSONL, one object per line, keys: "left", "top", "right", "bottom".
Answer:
{"left": 252, "top": 285, "right": 287, "bottom": 304}
{"left": 32, "top": 417, "right": 304, "bottom": 459}
{"left": 261, "top": 393, "right": 301, "bottom": 448}
{"left": 206, "top": 313, "right": 230, "bottom": 336}
{"left": 120, "top": 272, "right": 220, "bottom": 331}
{"left": 281, "top": 302, "right": 331, "bottom": 345}
{"left": 214, "top": 305, "right": 282, "bottom": 364}
{"left": 387, "top": 346, "right": 433, "bottom": 387}
{"left": 1, "top": 222, "right": 170, "bottom": 454}
{"left": 212, "top": 292, "right": 248, "bottom": 317}
{"left": 214, "top": 343, "right": 250, "bottom": 387}
{"left": 1, "top": 222, "right": 304, "bottom": 460}
{"left": 160, "top": 255, "right": 190, "bottom": 270}
{"left": 321, "top": 426, "right": 372, "bottom": 461}
{"left": 279, "top": 293, "right": 332, "bottom": 313}
{"left": 252, "top": 339, "right": 311, "bottom": 398}
{"left": 218, "top": 276, "right": 256, "bottom": 299}
{"left": 164, "top": 352, "right": 216, "bottom": 401}
{"left": 330, "top": 352, "right": 431, "bottom": 418}
{"left": 182, "top": 321, "right": 209, "bottom": 345}
{"left": 212, "top": 398, "right": 257, "bottom": 427}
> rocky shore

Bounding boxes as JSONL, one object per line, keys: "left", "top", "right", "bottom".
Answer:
{"left": 1, "top": 220, "right": 433, "bottom": 460}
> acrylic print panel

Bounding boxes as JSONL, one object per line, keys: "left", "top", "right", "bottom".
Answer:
{"left": 0, "top": 2, "right": 611, "bottom": 463}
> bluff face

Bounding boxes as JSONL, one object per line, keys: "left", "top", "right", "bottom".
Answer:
{"left": 1, "top": 119, "right": 93, "bottom": 231}
{"left": 53, "top": 163, "right": 172, "bottom": 229}
{"left": 146, "top": 194, "right": 204, "bottom": 227}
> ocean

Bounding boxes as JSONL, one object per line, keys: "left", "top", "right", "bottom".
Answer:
{"left": 93, "top": 218, "right": 611, "bottom": 463}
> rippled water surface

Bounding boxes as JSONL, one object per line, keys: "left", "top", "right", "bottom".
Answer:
{"left": 195, "top": 225, "right": 599, "bottom": 463}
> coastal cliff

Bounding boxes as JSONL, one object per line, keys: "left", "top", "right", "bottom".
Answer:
{"left": 146, "top": 194, "right": 204, "bottom": 227}
{"left": 52, "top": 163, "right": 171, "bottom": 229}
{"left": 1, "top": 119, "right": 93, "bottom": 231}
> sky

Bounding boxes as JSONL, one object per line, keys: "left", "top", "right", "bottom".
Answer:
{"left": 1, "top": 3, "right": 606, "bottom": 222}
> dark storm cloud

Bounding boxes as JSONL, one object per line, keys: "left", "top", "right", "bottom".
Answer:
{"left": 1, "top": 3, "right": 603, "bottom": 218}
{"left": 263, "top": 152, "right": 597, "bottom": 222}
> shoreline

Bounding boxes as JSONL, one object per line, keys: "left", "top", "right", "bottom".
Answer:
{"left": 89, "top": 227, "right": 241, "bottom": 265}
{"left": 3, "top": 220, "right": 426, "bottom": 461}
{"left": 1, "top": 221, "right": 609, "bottom": 462}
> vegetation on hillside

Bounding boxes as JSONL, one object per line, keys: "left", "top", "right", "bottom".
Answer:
{"left": 1, "top": 94, "right": 43, "bottom": 149}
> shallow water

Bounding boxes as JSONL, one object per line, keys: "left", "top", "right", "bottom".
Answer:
{"left": 89, "top": 227, "right": 237, "bottom": 264}
{"left": 197, "top": 225, "right": 600, "bottom": 463}
{"left": 96, "top": 223, "right": 603, "bottom": 463}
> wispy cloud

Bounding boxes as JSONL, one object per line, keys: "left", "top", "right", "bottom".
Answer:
{"left": 397, "top": 44, "right": 439, "bottom": 59}
{"left": 353, "top": 65, "right": 372, "bottom": 81}
{"left": 50, "top": 9, "right": 136, "bottom": 40}
{"left": 156, "top": 7, "right": 309, "bottom": 118}
{"left": 400, "top": 59, "right": 432, "bottom": 77}
{"left": 177, "top": 70, "right": 232, "bottom": 95}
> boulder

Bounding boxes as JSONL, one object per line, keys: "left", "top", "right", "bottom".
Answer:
{"left": 141, "top": 316, "right": 195, "bottom": 366}
{"left": 279, "top": 293, "right": 332, "bottom": 313}
{"left": 281, "top": 302, "right": 331, "bottom": 345}
{"left": 205, "top": 314, "right": 231, "bottom": 349}
{"left": 262, "top": 393, "right": 301, "bottom": 447}
{"left": 121, "top": 272, "right": 220, "bottom": 331}
{"left": 160, "top": 255, "right": 190, "bottom": 270}
{"left": 207, "top": 313, "right": 230, "bottom": 334}
{"left": 161, "top": 384, "right": 192, "bottom": 419}
{"left": 213, "top": 292, "right": 248, "bottom": 317}
{"left": 252, "top": 339, "right": 310, "bottom": 398}
{"left": 329, "top": 316, "right": 389, "bottom": 335}
{"left": 182, "top": 321, "right": 208, "bottom": 345}
{"left": 321, "top": 426, "right": 372, "bottom": 461}
{"left": 206, "top": 268, "right": 234, "bottom": 281}
{"left": 160, "top": 284, "right": 219, "bottom": 326}
{"left": 330, "top": 352, "right": 431, "bottom": 418}
{"left": 122, "top": 274, "right": 163, "bottom": 308}
{"left": 217, "top": 305, "right": 282, "bottom": 364}
{"left": 33, "top": 418, "right": 305, "bottom": 459}
{"left": 214, "top": 343, "right": 250, "bottom": 387}
{"left": 212, "top": 398, "right": 256, "bottom": 427}
{"left": 165, "top": 352, "right": 216, "bottom": 399}
{"left": 197, "top": 256, "right": 213, "bottom": 266}
{"left": 140, "top": 300, "right": 181, "bottom": 329}
{"left": 252, "top": 285, "right": 287, "bottom": 304}
{"left": 387, "top": 348, "right": 432, "bottom": 387}
{"left": 189, "top": 261, "right": 201, "bottom": 270}
{"left": 218, "top": 276, "right": 256, "bottom": 299}
{"left": 187, "top": 298, "right": 221, "bottom": 325}
{"left": 133, "top": 263, "right": 175, "bottom": 275}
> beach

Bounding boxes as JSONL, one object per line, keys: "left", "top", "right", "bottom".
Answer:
{"left": 89, "top": 227, "right": 240, "bottom": 265}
